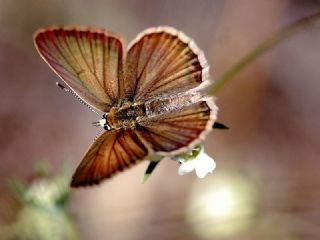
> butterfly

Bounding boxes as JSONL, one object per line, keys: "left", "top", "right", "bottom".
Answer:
{"left": 34, "top": 26, "right": 218, "bottom": 187}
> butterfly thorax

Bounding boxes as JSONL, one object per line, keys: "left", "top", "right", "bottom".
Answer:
{"left": 99, "top": 92, "right": 203, "bottom": 130}
{"left": 106, "top": 101, "right": 146, "bottom": 129}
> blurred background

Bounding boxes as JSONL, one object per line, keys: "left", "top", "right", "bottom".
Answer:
{"left": 0, "top": 0, "right": 320, "bottom": 239}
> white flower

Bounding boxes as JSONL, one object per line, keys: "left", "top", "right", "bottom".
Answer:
{"left": 177, "top": 150, "right": 216, "bottom": 178}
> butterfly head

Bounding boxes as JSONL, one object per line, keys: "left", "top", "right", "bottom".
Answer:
{"left": 92, "top": 116, "right": 111, "bottom": 130}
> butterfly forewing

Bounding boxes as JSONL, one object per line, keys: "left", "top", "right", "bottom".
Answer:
{"left": 34, "top": 27, "right": 125, "bottom": 112}
{"left": 71, "top": 129, "right": 148, "bottom": 187}
{"left": 124, "top": 26, "right": 210, "bottom": 101}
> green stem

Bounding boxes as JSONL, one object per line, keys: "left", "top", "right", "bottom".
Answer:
{"left": 141, "top": 12, "right": 320, "bottom": 181}
{"left": 209, "top": 11, "right": 320, "bottom": 95}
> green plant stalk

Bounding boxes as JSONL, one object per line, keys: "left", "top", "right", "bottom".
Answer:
{"left": 209, "top": 11, "right": 320, "bottom": 95}
{"left": 143, "top": 11, "right": 320, "bottom": 181}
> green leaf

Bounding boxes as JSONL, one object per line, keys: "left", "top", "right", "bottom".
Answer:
{"left": 178, "top": 144, "right": 203, "bottom": 161}
{"left": 143, "top": 155, "right": 163, "bottom": 183}
{"left": 213, "top": 122, "right": 229, "bottom": 130}
{"left": 8, "top": 179, "right": 28, "bottom": 203}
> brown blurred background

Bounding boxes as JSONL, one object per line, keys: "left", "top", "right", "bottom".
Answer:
{"left": 1, "top": 0, "right": 320, "bottom": 239}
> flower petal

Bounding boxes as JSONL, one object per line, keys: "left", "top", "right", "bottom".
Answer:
{"left": 194, "top": 153, "right": 216, "bottom": 178}
{"left": 178, "top": 160, "right": 197, "bottom": 176}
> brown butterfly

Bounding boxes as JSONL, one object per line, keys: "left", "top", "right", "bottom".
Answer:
{"left": 34, "top": 26, "right": 218, "bottom": 187}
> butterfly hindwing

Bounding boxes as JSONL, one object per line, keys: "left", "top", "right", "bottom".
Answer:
{"left": 34, "top": 27, "right": 125, "bottom": 112}
{"left": 136, "top": 99, "right": 217, "bottom": 156}
{"left": 71, "top": 129, "right": 149, "bottom": 187}
{"left": 125, "top": 26, "right": 210, "bottom": 101}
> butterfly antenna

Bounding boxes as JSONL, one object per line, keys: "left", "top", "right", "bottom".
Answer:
{"left": 56, "top": 82, "right": 100, "bottom": 115}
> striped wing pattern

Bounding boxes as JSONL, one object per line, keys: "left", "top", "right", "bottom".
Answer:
{"left": 34, "top": 26, "right": 217, "bottom": 186}
{"left": 125, "top": 27, "right": 209, "bottom": 101}
{"left": 137, "top": 100, "right": 217, "bottom": 156}
{"left": 34, "top": 27, "right": 125, "bottom": 112}
{"left": 71, "top": 129, "right": 148, "bottom": 187}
